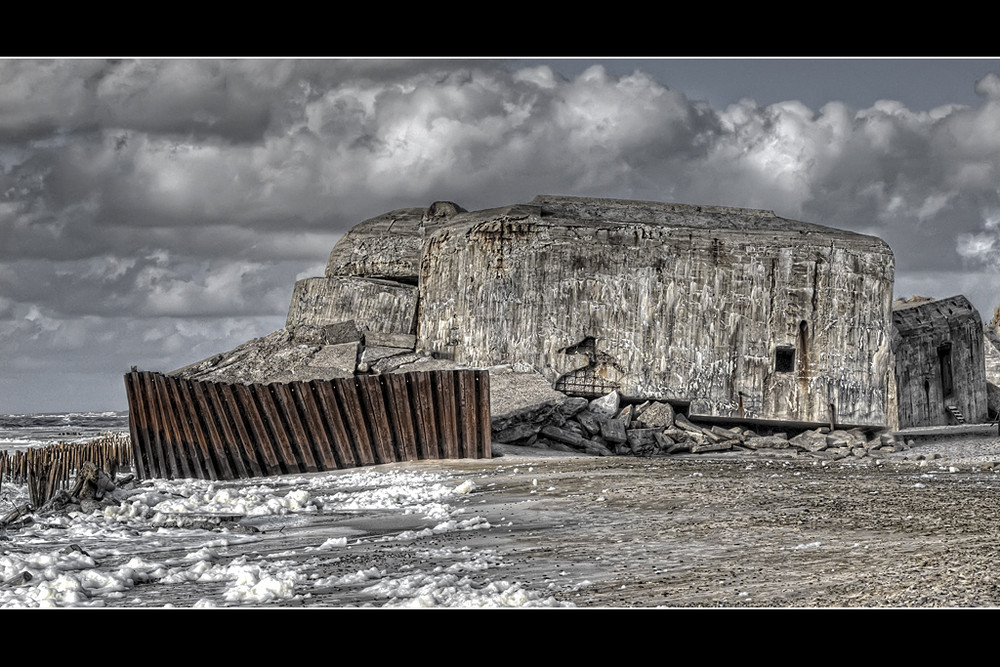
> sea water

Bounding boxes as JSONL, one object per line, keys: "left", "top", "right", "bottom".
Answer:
{"left": 0, "top": 412, "right": 130, "bottom": 453}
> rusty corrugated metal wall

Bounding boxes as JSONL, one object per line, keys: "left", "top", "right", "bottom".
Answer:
{"left": 123, "top": 369, "right": 491, "bottom": 481}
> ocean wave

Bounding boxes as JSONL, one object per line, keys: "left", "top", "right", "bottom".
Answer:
{"left": 0, "top": 412, "right": 130, "bottom": 453}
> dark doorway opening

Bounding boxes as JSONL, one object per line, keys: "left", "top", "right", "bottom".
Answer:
{"left": 938, "top": 343, "right": 954, "bottom": 399}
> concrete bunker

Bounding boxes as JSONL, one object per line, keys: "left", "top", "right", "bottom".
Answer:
{"left": 892, "top": 294, "right": 988, "bottom": 428}
{"left": 289, "top": 195, "right": 897, "bottom": 430}
{"left": 149, "top": 195, "right": 1000, "bottom": 471}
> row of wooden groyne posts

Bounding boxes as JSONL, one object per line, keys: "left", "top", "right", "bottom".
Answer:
{"left": 0, "top": 432, "right": 132, "bottom": 508}
{"left": 2, "top": 368, "right": 493, "bottom": 508}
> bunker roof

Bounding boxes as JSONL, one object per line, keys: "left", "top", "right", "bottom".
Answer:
{"left": 530, "top": 195, "right": 853, "bottom": 234}
{"left": 892, "top": 294, "right": 980, "bottom": 336}
{"left": 438, "top": 195, "right": 892, "bottom": 247}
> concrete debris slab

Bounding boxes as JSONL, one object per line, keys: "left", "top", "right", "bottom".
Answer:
{"left": 600, "top": 418, "right": 628, "bottom": 444}
{"left": 790, "top": 430, "right": 829, "bottom": 452}
{"left": 574, "top": 410, "right": 602, "bottom": 435}
{"left": 639, "top": 402, "right": 676, "bottom": 428}
{"left": 589, "top": 391, "right": 620, "bottom": 420}
{"left": 364, "top": 332, "right": 417, "bottom": 350}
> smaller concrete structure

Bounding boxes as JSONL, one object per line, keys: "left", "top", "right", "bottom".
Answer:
{"left": 892, "top": 295, "right": 988, "bottom": 428}
{"left": 983, "top": 306, "right": 1000, "bottom": 420}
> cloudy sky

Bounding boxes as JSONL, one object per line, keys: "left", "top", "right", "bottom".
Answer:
{"left": 2, "top": 57, "right": 1000, "bottom": 413}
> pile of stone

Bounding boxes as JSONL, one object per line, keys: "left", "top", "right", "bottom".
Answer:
{"left": 493, "top": 389, "right": 907, "bottom": 460}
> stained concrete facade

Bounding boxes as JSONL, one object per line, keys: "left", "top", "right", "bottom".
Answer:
{"left": 985, "top": 308, "right": 1000, "bottom": 386}
{"left": 293, "top": 195, "right": 897, "bottom": 428}
{"left": 892, "top": 295, "right": 988, "bottom": 428}
{"left": 985, "top": 328, "right": 1000, "bottom": 421}
{"left": 287, "top": 276, "right": 418, "bottom": 335}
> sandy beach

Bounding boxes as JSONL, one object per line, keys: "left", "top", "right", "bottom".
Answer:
{"left": 5, "top": 423, "right": 1000, "bottom": 607}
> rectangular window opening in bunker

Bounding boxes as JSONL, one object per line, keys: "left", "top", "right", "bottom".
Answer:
{"left": 775, "top": 347, "right": 795, "bottom": 373}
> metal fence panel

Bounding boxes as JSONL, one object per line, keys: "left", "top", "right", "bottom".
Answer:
{"left": 124, "top": 369, "right": 491, "bottom": 480}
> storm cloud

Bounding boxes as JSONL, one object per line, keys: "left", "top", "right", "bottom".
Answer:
{"left": 2, "top": 58, "right": 999, "bottom": 412}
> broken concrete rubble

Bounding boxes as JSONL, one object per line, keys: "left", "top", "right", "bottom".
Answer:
{"left": 493, "top": 388, "right": 906, "bottom": 461}
{"left": 639, "top": 401, "right": 676, "bottom": 429}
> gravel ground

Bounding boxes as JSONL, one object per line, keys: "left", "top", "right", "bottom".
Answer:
{"left": 342, "top": 426, "right": 1000, "bottom": 608}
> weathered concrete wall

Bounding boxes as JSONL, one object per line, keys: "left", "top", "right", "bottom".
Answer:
{"left": 417, "top": 196, "right": 895, "bottom": 427}
{"left": 893, "top": 295, "right": 988, "bottom": 428}
{"left": 286, "top": 276, "right": 418, "bottom": 334}
{"left": 325, "top": 202, "right": 467, "bottom": 282}
{"left": 986, "top": 325, "right": 1000, "bottom": 420}
{"left": 325, "top": 208, "right": 427, "bottom": 282}
{"left": 886, "top": 340, "right": 900, "bottom": 432}
{"left": 987, "top": 330, "right": 1000, "bottom": 384}
{"left": 984, "top": 308, "right": 1000, "bottom": 386}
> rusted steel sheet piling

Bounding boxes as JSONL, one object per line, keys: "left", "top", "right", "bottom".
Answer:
{"left": 124, "top": 369, "right": 491, "bottom": 481}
